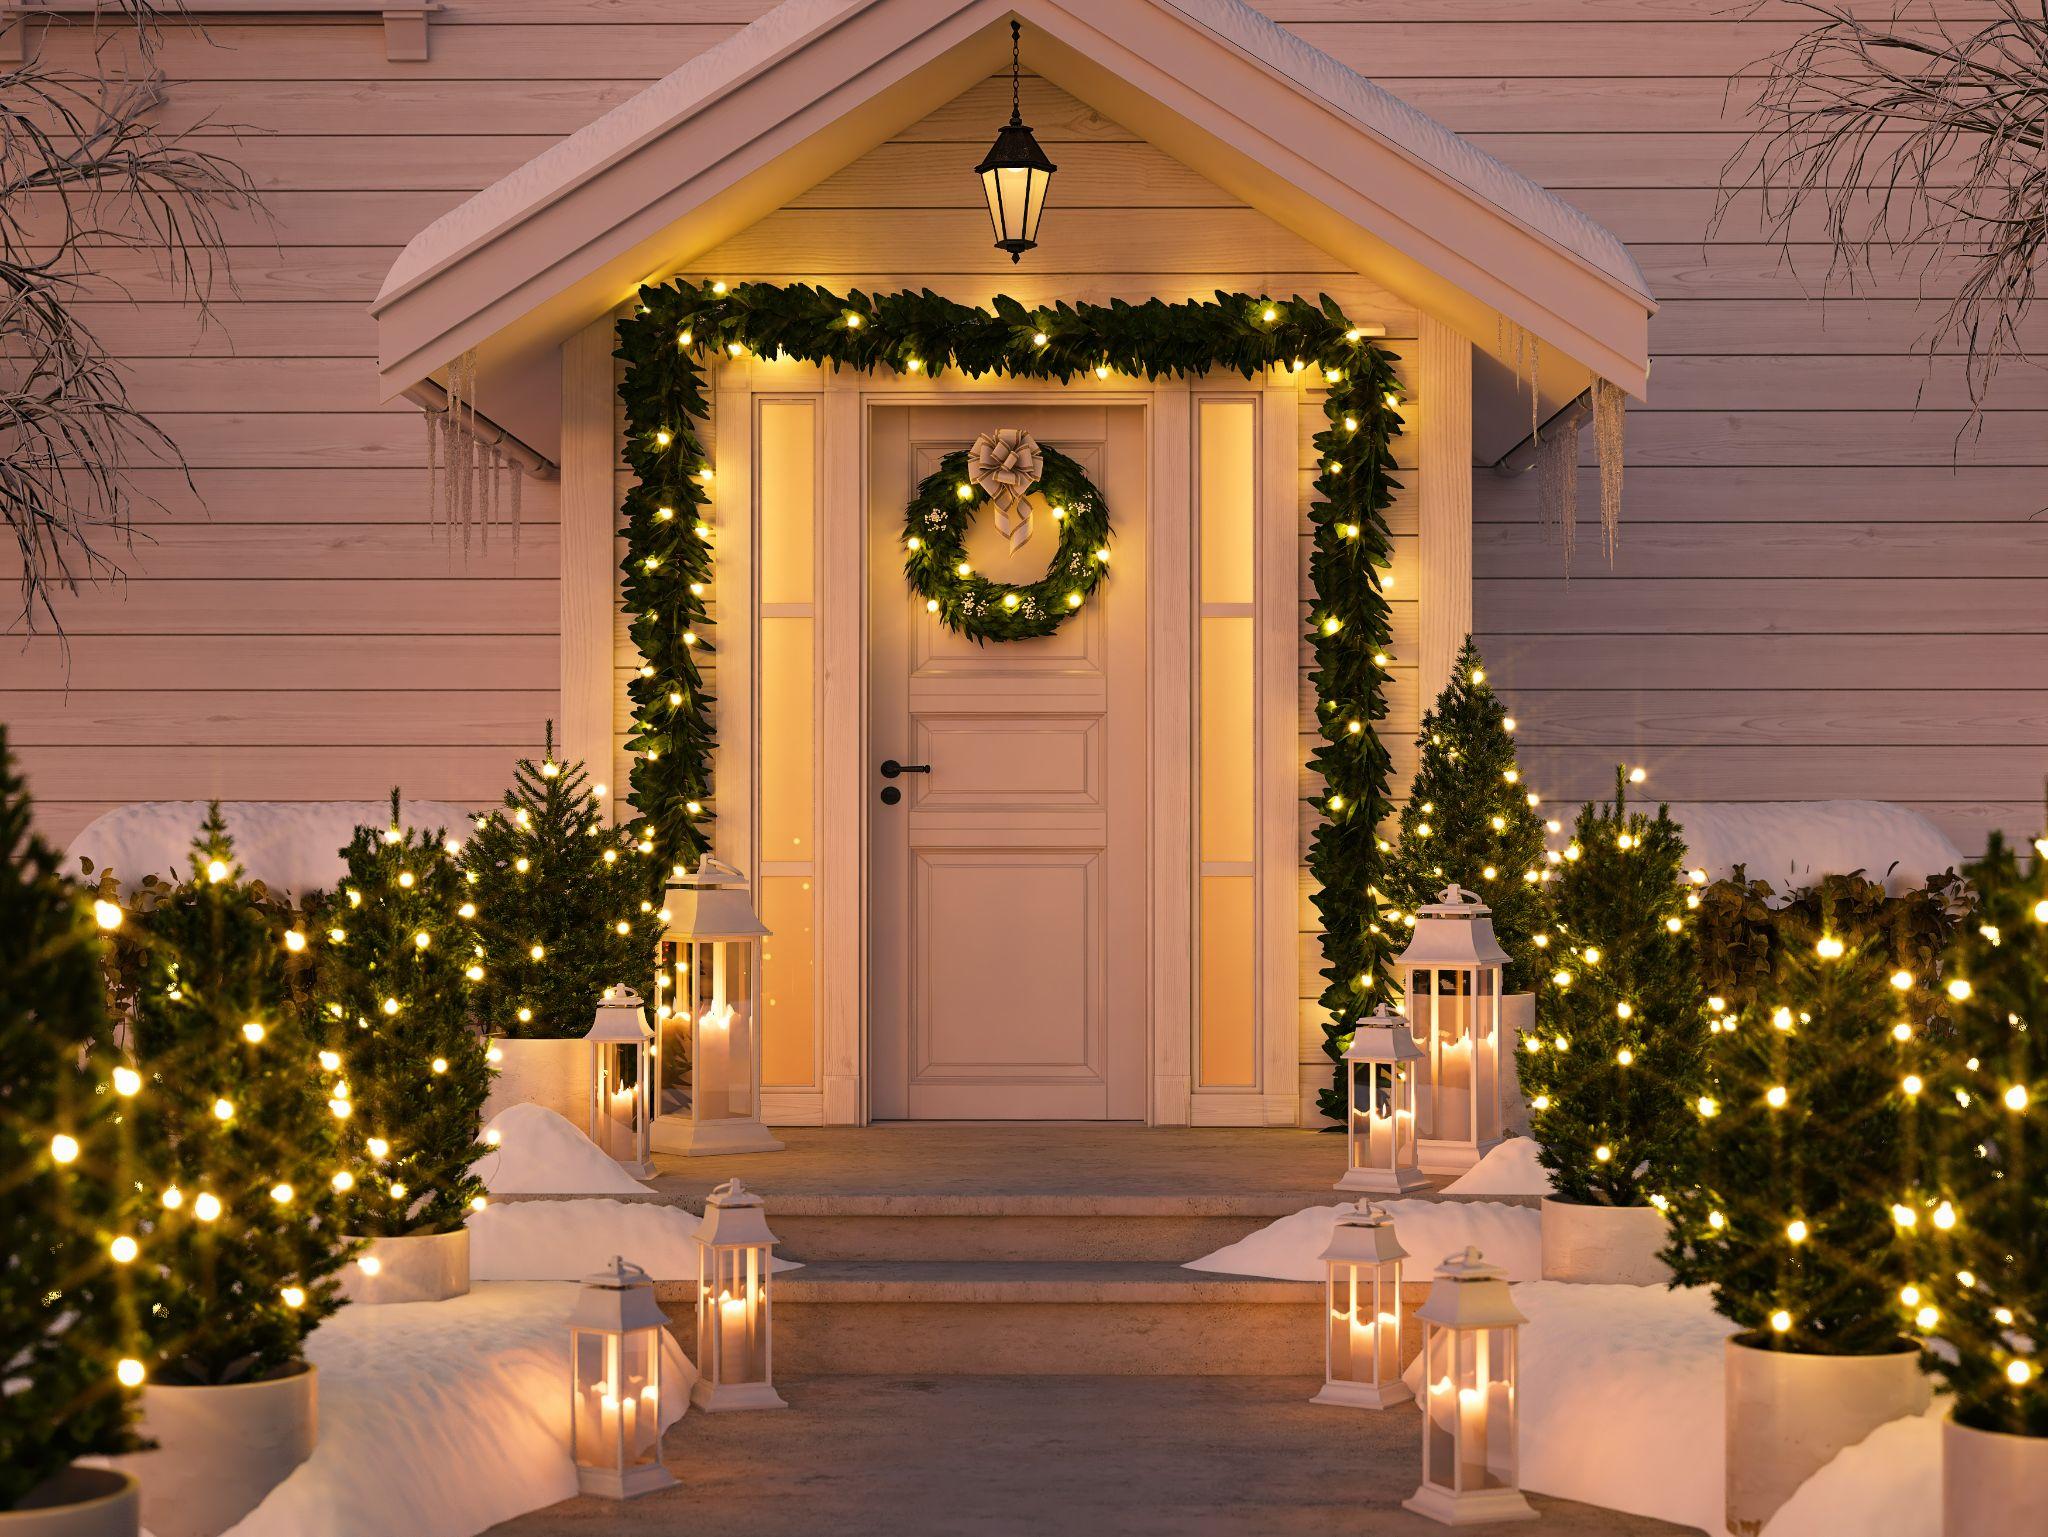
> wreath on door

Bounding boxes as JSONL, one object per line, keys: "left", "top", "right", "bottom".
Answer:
{"left": 901, "top": 429, "right": 1113, "bottom": 643}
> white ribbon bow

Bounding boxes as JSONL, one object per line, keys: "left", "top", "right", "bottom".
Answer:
{"left": 967, "top": 428, "right": 1044, "bottom": 552}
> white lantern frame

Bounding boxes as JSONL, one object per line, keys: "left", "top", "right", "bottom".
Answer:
{"left": 1403, "top": 1247, "right": 1535, "bottom": 1527}
{"left": 587, "top": 984, "right": 655, "bottom": 1178}
{"left": 1311, "top": 1202, "right": 1411, "bottom": 1409}
{"left": 1337, "top": 1012, "right": 1430, "bottom": 1194}
{"left": 692, "top": 1178, "right": 787, "bottom": 1412}
{"left": 652, "top": 858, "right": 783, "bottom": 1157}
{"left": 1398, "top": 885, "right": 1509, "bottom": 1173}
{"left": 569, "top": 1256, "right": 677, "bottom": 1499}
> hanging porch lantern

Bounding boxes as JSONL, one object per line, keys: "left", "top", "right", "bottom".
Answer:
{"left": 569, "top": 1256, "right": 677, "bottom": 1499}
{"left": 1312, "top": 1202, "right": 1410, "bottom": 1409}
{"left": 976, "top": 20, "right": 1056, "bottom": 263}
{"left": 1337, "top": 1010, "right": 1430, "bottom": 1195}
{"left": 653, "top": 858, "right": 782, "bottom": 1157}
{"left": 1405, "top": 1247, "right": 1535, "bottom": 1526}
{"left": 1398, "top": 885, "right": 1509, "bottom": 1173}
{"left": 692, "top": 1179, "right": 787, "bottom": 1412}
{"left": 586, "top": 984, "right": 655, "bottom": 1178}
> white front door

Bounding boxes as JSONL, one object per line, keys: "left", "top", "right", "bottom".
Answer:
{"left": 867, "top": 402, "right": 1149, "bottom": 1120}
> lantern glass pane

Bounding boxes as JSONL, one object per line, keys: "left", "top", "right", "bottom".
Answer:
{"left": 988, "top": 165, "right": 1032, "bottom": 243}
{"left": 981, "top": 168, "right": 1010, "bottom": 243}
{"left": 592, "top": 1041, "right": 646, "bottom": 1164}
{"left": 619, "top": 1327, "right": 662, "bottom": 1470}
{"left": 1413, "top": 968, "right": 1476, "bottom": 1144}
{"left": 1327, "top": 1262, "right": 1398, "bottom": 1385}
{"left": 1022, "top": 166, "right": 1050, "bottom": 240}
{"left": 660, "top": 937, "right": 759, "bottom": 1124}
{"left": 656, "top": 937, "right": 692, "bottom": 1117}
{"left": 1424, "top": 1323, "right": 1515, "bottom": 1494}
{"left": 701, "top": 1244, "right": 769, "bottom": 1385}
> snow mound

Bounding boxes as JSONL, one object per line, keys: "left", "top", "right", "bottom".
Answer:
{"left": 479, "top": 1104, "right": 649, "bottom": 1196}
{"left": 66, "top": 800, "right": 478, "bottom": 901}
{"left": 1185, "top": 1199, "right": 1541, "bottom": 1282}
{"left": 1760, "top": 1401, "right": 1944, "bottom": 1537}
{"left": 1441, "top": 1137, "right": 1553, "bottom": 1197}
{"left": 468, "top": 1197, "right": 802, "bottom": 1283}
{"left": 1668, "top": 802, "right": 1963, "bottom": 897}
{"left": 222, "top": 1282, "right": 690, "bottom": 1537}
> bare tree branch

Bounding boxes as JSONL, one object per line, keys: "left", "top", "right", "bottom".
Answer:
{"left": 1, "top": 0, "right": 264, "bottom": 651}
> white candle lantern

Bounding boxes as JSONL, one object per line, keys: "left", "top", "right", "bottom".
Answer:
{"left": 692, "top": 1178, "right": 786, "bottom": 1412}
{"left": 1312, "top": 1202, "right": 1411, "bottom": 1409}
{"left": 1397, "top": 885, "right": 1508, "bottom": 1173}
{"left": 653, "top": 858, "right": 782, "bottom": 1156}
{"left": 586, "top": 985, "right": 655, "bottom": 1178}
{"left": 1404, "top": 1247, "right": 1535, "bottom": 1527}
{"left": 569, "top": 1256, "right": 677, "bottom": 1499}
{"left": 1337, "top": 1011, "right": 1430, "bottom": 1194}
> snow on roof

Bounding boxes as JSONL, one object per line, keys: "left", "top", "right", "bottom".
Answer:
{"left": 377, "top": 0, "right": 1648, "bottom": 311}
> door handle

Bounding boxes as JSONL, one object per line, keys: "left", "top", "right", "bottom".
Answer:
{"left": 880, "top": 760, "right": 931, "bottom": 778}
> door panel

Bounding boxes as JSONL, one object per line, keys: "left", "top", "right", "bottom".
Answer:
{"left": 869, "top": 402, "right": 1148, "bottom": 1120}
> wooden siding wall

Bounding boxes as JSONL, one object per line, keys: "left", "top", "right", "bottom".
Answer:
{"left": 4, "top": 3, "right": 2032, "bottom": 1113}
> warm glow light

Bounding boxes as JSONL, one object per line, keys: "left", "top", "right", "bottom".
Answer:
{"left": 117, "top": 1359, "right": 145, "bottom": 1387}
{"left": 93, "top": 899, "right": 123, "bottom": 930}
{"left": 113, "top": 1066, "right": 141, "bottom": 1096}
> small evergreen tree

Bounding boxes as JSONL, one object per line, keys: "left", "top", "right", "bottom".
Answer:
{"left": 463, "top": 725, "right": 664, "bottom": 1038}
{"left": 1522, "top": 766, "right": 1706, "bottom": 1206}
{"left": 313, "top": 792, "right": 489, "bottom": 1236}
{"left": 125, "top": 808, "right": 354, "bottom": 1384}
{"left": 1384, "top": 637, "right": 1550, "bottom": 992}
{"left": 1667, "top": 870, "right": 1959, "bottom": 1354}
{"left": 1922, "top": 829, "right": 2046, "bottom": 1433}
{"left": 0, "top": 731, "right": 145, "bottom": 1507}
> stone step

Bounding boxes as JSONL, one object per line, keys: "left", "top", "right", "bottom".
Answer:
{"left": 657, "top": 1260, "right": 1431, "bottom": 1378}
{"left": 762, "top": 1194, "right": 1311, "bottom": 1263}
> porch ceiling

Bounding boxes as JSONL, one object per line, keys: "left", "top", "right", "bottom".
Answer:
{"left": 370, "top": 0, "right": 1654, "bottom": 456}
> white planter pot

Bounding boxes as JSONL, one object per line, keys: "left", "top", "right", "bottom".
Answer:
{"left": 338, "top": 1227, "right": 470, "bottom": 1305}
{"left": 481, "top": 1035, "right": 592, "bottom": 1130}
{"left": 1, "top": 1469, "right": 139, "bottom": 1537}
{"left": 1944, "top": 1413, "right": 2048, "bottom": 1537}
{"left": 114, "top": 1365, "right": 317, "bottom": 1537}
{"left": 1539, "top": 1197, "right": 1673, "bottom": 1286}
{"left": 1724, "top": 1336, "right": 1930, "bottom": 1535}
{"left": 1502, "top": 992, "right": 1535, "bottom": 1138}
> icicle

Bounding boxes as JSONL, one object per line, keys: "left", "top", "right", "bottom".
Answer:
{"left": 1536, "top": 407, "right": 1581, "bottom": 577}
{"left": 424, "top": 346, "right": 525, "bottom": 562}
{"left": 1593, "top": 379, "right": 1626, "bottom": 563}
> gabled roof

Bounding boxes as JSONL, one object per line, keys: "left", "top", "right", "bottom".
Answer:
{"left": 372, "top": 0, "right": 1653, "bottom": 431}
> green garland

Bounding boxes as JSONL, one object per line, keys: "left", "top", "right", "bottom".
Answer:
{"left": 617, "top": 283, "right": 1402, "bottom": 1120}
{"left": 904, "top": 445, "right": 1111, "bottom": 643}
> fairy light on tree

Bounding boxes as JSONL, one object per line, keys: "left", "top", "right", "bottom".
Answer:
{"left": 122, "top": 807, "right": 355, "bottom": 1384}
{"left": 1522, "top": 765, "right": 1705, "bottom": 1207}
{"left": 1921, "top": 827, "right": 2046, "bottom": 1437}
{"left": 315, "top": 791, "right": 490, "bottom": 1247}
{"left": 0, "top": 728, "right": 147, "bottom": 1507}
{"left": 463, "top": 725, "right": 665, "bottom": 1039}
{"left": 1383, "top": 637, "right": 1550, "bottom": 991}
{"left": 1668, "top": 867, "right": 1960, "bottom": 1353}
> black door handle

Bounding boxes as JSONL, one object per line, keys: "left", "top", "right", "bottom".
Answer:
{"left": 880, "top": 760, "right": 931, "bottom": 778}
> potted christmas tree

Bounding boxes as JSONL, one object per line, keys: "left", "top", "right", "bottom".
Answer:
{"left": 110, "top": 808, "right": 354, "bottom": 1537}
{"left": 1382, "top": 639, "right": 1549, "bottom": 1127}
{"left": 465, "top": 726, "right": 664, "bottom": 1129}
{"left": 1522, "top": 766, "right": 1705, "bottom": 1284}
{"left": 1670, "top": 869, "right": 1955, "bottom": 1535}
{"left": 1921, "top": 829, "right": 2047, "bottom": 1537}
{"left": 0, "top": 733, "right": 146, "bottom": 1537}
{"left": 314, "top": 793, "right": 490, "bottom": 1304}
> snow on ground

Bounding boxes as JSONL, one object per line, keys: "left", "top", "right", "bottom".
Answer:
{"left": 470, "top": 1197, "right": 802, "bottom": 1282}
{"left": 222, "top": 1282, "right": 691, "bottom": 1537}
{"left": 1440, "top": 1136, "right": 1553, "bottom": 1197}
{"left": 1185, "top": 1198, "right": 1542, "bottom": 1282}
{"left": 66, "top": 800, "right": 477, "bottom": 901}
{"left": 478, "top": 1104, "right": 650, "bottom": 1196}
{"left": 1759, "top": 1400, "right": 1944, "bottom": 1537}
{"left": 1668, "top": 801, "right": 1962, "bottom": 896}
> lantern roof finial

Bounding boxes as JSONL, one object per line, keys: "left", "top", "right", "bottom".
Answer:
{"left": 582, "top": 1254, "right": 653, "bottom": 1290}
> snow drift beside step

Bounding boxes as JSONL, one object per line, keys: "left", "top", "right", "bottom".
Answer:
{"left": 1440, "top": 1136, "right": 1553, "bottom": 1197}
{"left": 1185, "top": 1199, "right": 1541, "bottom": 1282}
{"left": 222, "top": 1282, "right": 690, "bottom": 1537}
{"left": 479, "top": 1104, "right": 650, "bottom": 1196}
{"left": 66, "top": 800, "right": 477, "bottom": 899}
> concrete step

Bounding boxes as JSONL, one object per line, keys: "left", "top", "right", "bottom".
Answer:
{"left": 658, "top": 1260, "right": 1430, "bottom": 1377}
{"left": 761, "top": 1194, "right": 1311, "bottom": 1263}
